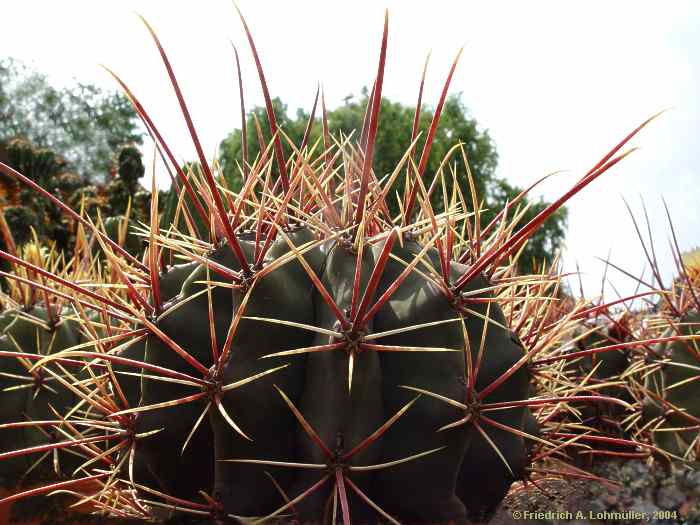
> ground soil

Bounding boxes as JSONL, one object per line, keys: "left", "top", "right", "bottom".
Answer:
{"left": 490, "top": 460, "right": 699, "bottom": 524}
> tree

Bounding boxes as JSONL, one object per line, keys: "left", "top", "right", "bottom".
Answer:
{"left": 487, "top": 179, "right": 568, "bottom": 272}
{"left": 0, "top": 58, "right": 144, "bottom": 181}
{"left": 219, "top": 91, "right": 567, "bottom": 272}
{"left": 220, "top": 92, "right": 497, "bottom": 203}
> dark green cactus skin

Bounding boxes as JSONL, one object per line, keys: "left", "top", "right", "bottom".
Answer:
{"left": 101, "top": 216, "right": 143, "bottom": 257}
{"left": 212, "top": 228, "right": 321, "bottom": 515}
{"left": 109, "top": 262, "right": 203, "bottom": 496}
{"left": 121, "top": 228, "right": 533, "bottom": 523}
{"left": 563, "top": 322, "right": 631, "bottom": 445}
{"left": 0, "top": 334, "right": 32, "bottom": 486}
{"left": 135, "top": 337, "right": 215, "bottom": 500}
{"left": 454, "top": 271, "right": 528, "bottom": 523}
{"left": 290, "top": 242, "right": 384, "bottom": 522}
{"left": 159, "top": 261, "right": 200, "bottom": 304}
{"left": 572, "top": 322, "right": 629, "bottom": 381}
{"left": 459, "top": 423, "right": 527, "bottom": 522}
{"left": 643, "top": 311, "right": 700, "bottom": 457}
{"left": 365, "top": 241, "right": 529, "bottom": 524}
{"left": 131, "top": 228, "right": 321, "bottom": 511}
{"left": 109, "top": 262, "right": 199, "bottom": 414}
{"left": 0, "top": 226, "right": 533, "bottom": 522}
{"left": 133, "top": 242, "right": 246, "bottom": 500}
{"left": 0, "top": 306, "right": 84, "bottom": 487}
{"left": 370, "top": 242, "right": 470, "bottom": 522}
{"left": 456, "top": 290, "right": 529, "bottom": 523}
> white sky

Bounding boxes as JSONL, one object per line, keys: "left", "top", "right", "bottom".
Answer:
{"left": 2, "top": 1, "right": 699, "bottom": 302}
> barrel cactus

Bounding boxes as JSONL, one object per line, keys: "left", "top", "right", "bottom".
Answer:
{"left": 640, "top": 248, "right": 700, "bottom": 461}
{"left": 0, "top": 7, "right": 662, "bottom": 525}
{"left": 561, "top": 313, "right": 635, "bottom": 445}
{"left": 616, "top": 209, "right": 700, "bottom": 463}
{"left": 0, "top": 243, "right": 90, "bottom": 490}
{"left": 113, "top": 144, "right": 144, "bottom": 194}
{"left": 641, "top": 311, "right": 700, "bottom": 460}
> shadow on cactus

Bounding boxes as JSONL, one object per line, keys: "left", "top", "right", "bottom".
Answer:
{"left": 0, "top": 6, "right": 667, "bottom": 525}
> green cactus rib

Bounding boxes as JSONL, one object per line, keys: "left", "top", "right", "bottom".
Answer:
{"left": 642, "top": 311, "right": 700, "bottom": 459}
{"left": 0, "top": 306, "right": 87, "bottom": 487}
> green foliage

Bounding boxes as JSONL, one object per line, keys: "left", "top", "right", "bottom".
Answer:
{"left": 487, "top": 179, "right": 568, "bottom": 272}
{"left": 0, "top": 58, "right": 144, "bottom": 181}
{"left": 219, "top": 92, "right": 567, "bottom": 272}
{"left": 220, "top": 93, "right": 497, "bottom": 200}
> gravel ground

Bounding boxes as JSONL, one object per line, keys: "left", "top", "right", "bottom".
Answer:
{"left": 489, "top": 460, "right": 700, "bottom": 525}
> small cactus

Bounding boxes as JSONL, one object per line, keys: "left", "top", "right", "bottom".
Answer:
{"left": 114, "top": 144, "right": 145, "bottom": 195}
{"left": 642, "top": 311, "right": 700, "bottom": 459}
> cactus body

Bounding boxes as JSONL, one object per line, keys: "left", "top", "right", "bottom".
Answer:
{"left": 0, "top": 7, "right": 664, "bottom": 524}
{"left": 0, "top": 306, "right": 84, "bottom": 487}
{"left": 643, "top": 311, "right": 700, "bottom": 458}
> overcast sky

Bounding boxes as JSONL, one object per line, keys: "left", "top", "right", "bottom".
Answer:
{"left": 2, "top": 1, "right": 699, "bottom": 302}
